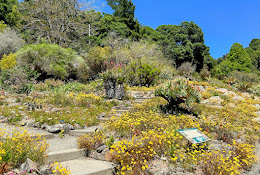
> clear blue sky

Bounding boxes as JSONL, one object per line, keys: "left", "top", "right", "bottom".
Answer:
{"left": 100, "top": 0, "right": 260, "bottom": 59}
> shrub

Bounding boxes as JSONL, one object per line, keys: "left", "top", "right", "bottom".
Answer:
{"left": 0, "top": 66, "right": 39, "bottom": 94}
{"left": 0, "top": 53, "right": 16, "bottom": 70}
{"left": 0, "top": 129, "right": 48, "bottom": 171}
{"left": 177, "top": 62, "right": 196, "bottom": 77}
{"left": 155, "top": 77, "right": 201, "bottom": 114}
{"left": 199, "top": 65, "right": 210, "bottom": 80}
{"left": 228, "top": 71, "right": 260, "bottom": 83}
{"left": 77, "top": 130, "right": 105, "bottom": 150}
{"left": 125, "top": 60, "right": 161, "bottom": 87}
{"left": 0, "top": 28, "right": 24, "bottom": 58}
{"left": 16, "top": 43, "right": 84, "bottom": 79}
{"left": 236, "top": 82, "right": 253, "bottom": 91}
{"left": 249, "top": 84, "right": 260, "bottom": 96}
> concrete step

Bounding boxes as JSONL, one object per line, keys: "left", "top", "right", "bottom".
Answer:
{"left": 133, "top": 99, "right": 148, "bottom": 103}
{"left": 61, "top": 158, "right": 115, "bottom": 175}
{"left": 48, "top": 148, "right": 87, "bottom": 163}
{"left": 113, "top": 106, "right": 133, "bottom": 110}
{"left": 113, "top": 110, "right": 128, "bottom": 114}
{"left": 69, "top": 125, "right": 102, "bottom": 137}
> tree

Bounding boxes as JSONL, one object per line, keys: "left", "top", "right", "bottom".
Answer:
{"left": 156, "top": 22, "right": 211, "bottom": 72}
{"left": 0, "top": 0, "right": 20, "bottom": 26}
{"left": 217, "top": 43, "right": 252, "bottom": 74}
{"left": 106, "top": 0, "right": 140, "bottom": 39}
{"left": 19, "top": 0, "right": 98, "bottom": 50}
{"left": 246, "top": 39, "right": 260, "bottom": 71}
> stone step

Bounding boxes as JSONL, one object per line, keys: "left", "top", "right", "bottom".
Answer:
{"left": 48, "top": 148, "right": 87, "bottom": 163}
{"left": 99, "top": 118, "right": 110, "bottom": 124}
{"left": 61, "top": 158, "right": 115, "bottom": 175}
{"left": 113, "top": 106, "right": 133, "bottom": 110}
{"left": 69, "top": 125, "right": 102, "bottom": 137}
{"left": 133, "top": 99, "right": 148, "bottom": 103}
{"left": 113, "top": 110, "right": 128, "bottom": 114}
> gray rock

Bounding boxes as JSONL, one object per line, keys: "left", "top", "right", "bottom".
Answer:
{"left": 27, "top": 120, "right": 35, "bottom": 127}
{"left": 217, "top": 88, "right": 229, "bottom": 94}
{"left": 226, "top": 103, "right": 236, "bottom": 108}
{"left": 39, "top": 165, "right": 53, "bottom": 175}
{"left": 63, "top": 123, "right": 70, "bottom": 134}
{"left": 33, "top": 122, "right": 41, "bottom": 128}
{"left": 201, "top": 96, "right": 223, "bottom": 106}
{"left": 96, "top": 145, "right": 107, "bottom": 153}
{"left": 255, "top": 111, "right": 260, "bottom": 117}
{"left": 50, "top": 108, "right": 59, "bottom": 112}
{"left": 47, "top": 124, "right": 64, "bottom": 133}
{"left": 147, "top": 159, "right": 170, "bottom": 175}
{"left": 115, "top": 84, "right": 125, "bottom": 100}
{"left": 41, "top": 123, "right": 48, "bottom": 130}
{"left": 19, "top": 119, "right": 28, "bottom": 126}
{"left": 232, "top": 96, "right": 245, "bottom": 102}
{"left": 20, "top": 158, "right": 38, "bottom": 173}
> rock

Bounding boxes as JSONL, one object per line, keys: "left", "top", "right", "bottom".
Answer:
{"left": 232, "top": 96, "right": 245, "bottom": 103}
{"left": 63, "top": 123, "right": 70, "bottom": 134}
{"left": 96, "top": 145, "right": 107, "bottom": 153}
{"left": 252, "top": 117, "right": 260, "bottom": 124}
{"left": 226, "top": 103, "right": 236, "bottom": 108}
{"left": 33, "top": 122, "right": 41, "bottom": 128}
{"left": 217, "top": 88, "right": 229, "bottom": 94}
{"left": 255, "top": 112, "right": 260, "bottom": 117}
{"left": 201, "top": 96, "right": 223, "bottom": 106}
{"left": 41, "top": 123, "right": 48, "bottom": 130}
{"left": 47, "top": 124, "right": 64, "bottom": 133}
{"left": 27, "top": 120, "right": 35, "bottom": 127}
{"left": 147, "top": 159, "right": 170, "bottom": 175}
{"left": 39, "top": 165, "right": 52, "bottom": 175}
{"left": 104, "top": 149, "right": 112, "bottom": 162}
{"left": 19, "top": 119, "right": 28, "bottom": 126}
{"left": 73, "top": 123, "right": 82, "bottom": 129}
{"left": 223, "top": 91, "right": 237, "bottom": 96}
{"left": 20, "top": 158, "right": 38, "bottom": 173}
{"left": 50, "top": 108, "right": 59, "bottom": 112}
{"left": 254, "top": 104, "right": 260, "bottom": 110}
{"left": 241, "top": 92, "right": 252, "bottom": 98}
{"left": 0, "top": 117, "right": 8, "bottom": 123}
{"left": 115, "top": 84, "right": 125, "bottom": 100}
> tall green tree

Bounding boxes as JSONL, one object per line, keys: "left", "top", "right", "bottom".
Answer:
{"left": 106, "top": 0, "right": 140, "bottom": 39}
{"left": 246, "top": 39, "right": 260, "bottom": 71}
{"left": 155, "top": 21, "right": 213, "bottom": 71}
{"left": 218, "top": 43, "right": 252, "bottom": 74}
{"left": 0, "top": 0, "right": 20, "bottom": 26}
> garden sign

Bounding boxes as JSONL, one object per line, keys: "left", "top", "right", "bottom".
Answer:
{"left": 178, "top": 128, "right": 210, "bottom": 144}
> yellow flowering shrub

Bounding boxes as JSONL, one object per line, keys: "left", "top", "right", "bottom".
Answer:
{"left": 78, "top": 130, "right": 105, "bottom": 150}
{"left": 0, "top": 53, "right": 16, "bottom": 70}
{"left": 0, "top": 128, "right": 48, "bottom": 172}
{"left": 51, "top": 162, "right": 71, "bottom": 175}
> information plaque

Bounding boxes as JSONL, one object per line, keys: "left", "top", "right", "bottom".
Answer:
{"left": 178, "top": 128, "right": 210, "bottom": 144}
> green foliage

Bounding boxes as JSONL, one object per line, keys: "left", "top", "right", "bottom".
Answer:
{"left": 16, "top": 43, "right": 83, "bottom": 79}
{"left": 217, "top": 43, "right": 252, "bottom": 75}
{"left": 0, "top": 28, "right": 24, "bottom": 58}
{"left": 0, "top": 20, "right": 7, "bottom": 32}
{"left": 199, "top": 65, "right": 211, "bottom": 80}
{"left": 249, "top": 84, "right": 260, "bottom": 96}
{"left": 246, "top": 39, "right": 260, "bottom": 71}
{"left": 177, "top": 62, "right": 196, "bottom": 77}
{"left": 156, "top": 22, "right": 210, "bottom": 71}
{"left": 0, "top": 0, "right": 20, "bottom": 26}
{"left": 0, "top": 53, "right": 16, "bottom": 70}
{"left": 0, "top": 66, "right": 39, "bottom": 94}
{"left": 125, "top": 61, "right": 161, "bottom": 87}
{"left": 155, "top": 77, "right": 201, "bottom": 114}
{"left": 106, "top": 0, "right": 140, "bottom": 39}
{"left": 228, "top": 71, "right": 259, "bottom": 83}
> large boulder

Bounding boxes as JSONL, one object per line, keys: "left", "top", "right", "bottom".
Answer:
{"left": 201, "top": 96, "right": 223, "bottom": 106}
{"left": 20, "top": 158, "right": 38, "bottom": 173}
{"left": 232, "top": 96, "right": 245, "bottom": 103}
{"left": 146, "top": 159, "right": 170, "bottom": 175}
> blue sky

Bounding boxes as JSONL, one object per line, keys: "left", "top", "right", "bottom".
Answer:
{"left": 100, "top": 0, "right": 260, "bottom": 59}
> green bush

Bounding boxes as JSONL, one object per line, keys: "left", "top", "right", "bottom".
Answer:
{"left": 0, "top": 66, "right": 39, "bottom": 94}
{"left": 249, "top": 84, "right": 260, "bottom": 96}
{"left": 125, "top": 60, "right": 161, "bottom": 87}
{"left": 155, "top": 77, "right": 201, "bottom": 114}
{"left": 16, "top": 43, "right": 84, "bottom": 79}
{"left": 228, "top": 71, "right": 260, "bottom": 83}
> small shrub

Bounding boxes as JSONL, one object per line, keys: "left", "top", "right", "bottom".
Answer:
{"left": 0, "top": 28, "right": 24, "bottom": 57}
{"left": 249, "top": 84, "right": 260, "bottom": 96}
{"left": 177, "top": 62, "right": 196, "bottom": 77}
{"left": 0, "top": 53, "right": 16, "bottom": 70}
{"left": 77, "top": 130, "right": 105, "bottom": 150}
{"left": 51, "top": 162, "right": 71, "bottom": 175}
{"left": 199, "top": 65, "right": 210, "bottom": 80}
{"left": 155, "top": 77, "right": 201, "bottom": 114}
{"left": 0, "top": 129, "right": 48, "bottom": 170}
{"left": 125, "top": 60, "right": 161, "bottom": 87}
{"left": 228, "top": 71, "right": 260, "bottom": 83}
{"left": 236, "top": 82, "right": 253, "bottom": 91}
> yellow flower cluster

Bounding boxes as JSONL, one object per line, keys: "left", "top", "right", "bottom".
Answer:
{"left": 52, "top": 162, "right": 71, "bottom": 175}
{"left": 0, "top": 128, "right": 48, "bottom": 172}
{"left": 68, "top": 93, "right": 101, "bottom": 107}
